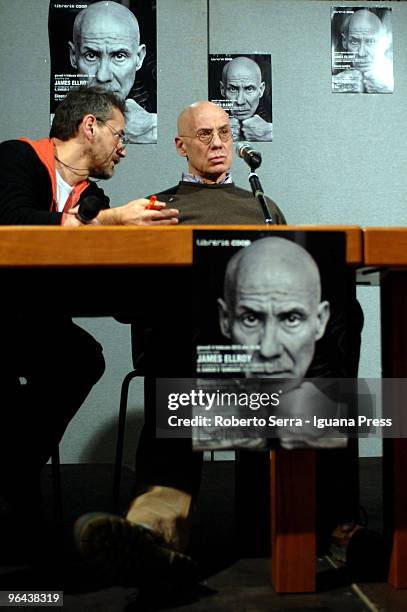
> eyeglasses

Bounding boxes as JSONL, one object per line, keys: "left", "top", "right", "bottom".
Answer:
{"left": 180, "top": 126, "right": 232, "bottom": 144}
{"left": 96, "top": 118, "right": 130, "bottom": 148}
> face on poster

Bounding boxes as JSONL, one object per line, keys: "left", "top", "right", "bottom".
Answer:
{"left": 48, "top": 0, "right": 157, "bottom": 143}
{"left": 208, "top": 54, "right": 272, "bottom": 142}
{"left": 331, "top": 7, "right": 393, "bottom": 94}
{"left": 194, "top": 232, "right": 340, "bottom": 384}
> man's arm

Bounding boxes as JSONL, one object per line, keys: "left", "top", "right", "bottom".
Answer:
{"left": 241, "top": 115, "right": 272, "bottom": 141}
{"left": 125, "top": 100, "right": 157, "bottom": 144}
{"left": 0, "top": 140, "right": 63, "bottom": 225}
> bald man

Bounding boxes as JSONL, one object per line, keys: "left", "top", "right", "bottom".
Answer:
{"left": 158, "top": 100, "right": 284, "bottom": 222}
{"left": 218, "top": 237, "right": 330, "bottom": 380}
{"left": 220, "top": 56, "right": 272, "bottom": 141}
{"left": 69, "top": 1, "right": 157, "bottom": 142}
{"left": 333, "top": 9, "right": 393, "bottom": 94}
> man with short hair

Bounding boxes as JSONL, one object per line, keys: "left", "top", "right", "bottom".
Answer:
{"left": 75, "top": 100, "right": 363, "bottom": 584}
{"left": 69, "top": 1, "right": 157, "bottom": 143}
{"left": 220, "top": 56, "right": 272, "bottom": 141}
{"left": 0, "top": 86, "right": 177, "bottom": 550}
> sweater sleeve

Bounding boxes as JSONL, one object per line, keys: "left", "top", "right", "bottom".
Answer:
{"left": 0, "top": 140, "right": 63, "bottom": 225}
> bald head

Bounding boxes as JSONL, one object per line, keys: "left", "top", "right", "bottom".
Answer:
{"left": 224, "top": 238, "right": 322, "bottom": 308}
{"left": 175, "top": 101, "right": 233, "bottom": 183}
{"left": 222, "top": 56, "right": 262, "bottom": 86}
{"left": 72, "top": 2, "right": 140, "bottom": 46}
{"left": 343, "top": 9, "right": 383, "bottom": 39}
{"left": 69, "top": 1, "right": 145, "bottom": 100}
{"left": 218, "top": 237, "right": 330, "bottom": 379}
{"left": 177, "top": 101, "right": 229, "bottom": 136}
{"left": 220, "top": 56, "right": 265, "bottom": 120}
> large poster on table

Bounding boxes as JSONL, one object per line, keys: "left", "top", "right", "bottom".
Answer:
{"left": 155, "top": 231, "right": 364, "bottom": 450}
{"left": 48, "top": 0, "right": 157, "bottom": 143}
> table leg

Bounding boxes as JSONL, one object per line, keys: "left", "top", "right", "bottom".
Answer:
{"left": 270, "top": 449, "right": 316, "bottom": 593}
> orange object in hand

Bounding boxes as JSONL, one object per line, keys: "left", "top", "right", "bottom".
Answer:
{"left": 147, "top": 195, "right": 157, "bottom": 210}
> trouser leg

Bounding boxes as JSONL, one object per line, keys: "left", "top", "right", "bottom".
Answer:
{"left": 0, "top": 316, "right": 105, "bottom": 503}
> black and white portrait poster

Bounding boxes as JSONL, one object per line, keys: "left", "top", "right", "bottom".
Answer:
{"left": 208, "top": 54, "right": 272, "bottom": 142}
{"left": 190, "top": 230, "right": 353, "bottom": 450}
{"left": 48, "top": 0, "right": 157, "bottom": 143}
{"left": 331, "top": 7, "right": 393, "bottom": 94}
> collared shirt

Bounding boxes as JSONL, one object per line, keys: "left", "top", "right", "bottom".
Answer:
{"left": 181, "top": 171, "right": 233, "bottom": 185}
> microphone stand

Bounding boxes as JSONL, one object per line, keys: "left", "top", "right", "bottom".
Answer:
{"left": 246, "top": 155, "right": 274, "bottom": 225}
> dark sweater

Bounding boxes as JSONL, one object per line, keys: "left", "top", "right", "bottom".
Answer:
{"left": 0, "top": 139, "right": 108, "bottom": 225}
{"left": 155, "top": 181, "right": 286, "bottom": 225}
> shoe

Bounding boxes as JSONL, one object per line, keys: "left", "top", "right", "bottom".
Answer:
{"left": 329, "top": 521, "right": 387, "bottom": 582}
{"left": 73, "top": 512, "right": 197, "bottom": 586}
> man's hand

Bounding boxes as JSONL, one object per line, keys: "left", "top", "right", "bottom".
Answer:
{"left": 97, "top": 198, "right": 179, "bottom": 226}
{"left": 362, "top": 69, "right": 393, "bottom": 93}
{"left": 61, "top": 205, "right": 83, "bottom": 227}
{"left": 276, "top": 381, "right": 346, "bottom": 449}
{"left": 125, "top": 99, "right": 157, "bottom": 143}
{"left": 241, "top": 115, "right": 272, "bottom": 141}
{"left": 229, "top": 117, "right": 241, "bottom": 141}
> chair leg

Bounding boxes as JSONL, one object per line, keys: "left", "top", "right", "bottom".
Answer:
{"left": 51, "top": 446, "right": 63, "bottom": 529}
{"left": 112, "top": 369, "right": 140, "bottom": 511}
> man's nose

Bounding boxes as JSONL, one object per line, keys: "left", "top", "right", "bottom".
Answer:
{"left": 357, "top": 40, "right": 367, "bottom": 57}
{"left": 259, "top": 321, "right": 283, "bottom": 359}
{"left": 236, "top": 88, "right": 246, "bottom": 105}
{"left": 210, "top": 130, "right": 223, "bottom": 148}
{"left": 95, "top": 58, "right": 114, "bottom": 83}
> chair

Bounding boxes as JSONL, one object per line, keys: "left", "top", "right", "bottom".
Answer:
{"left": 112, "top": 321, "right": 148, "bottom": 511}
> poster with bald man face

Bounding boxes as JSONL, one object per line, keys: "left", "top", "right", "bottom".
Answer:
{"left": 48, "top": 0, "right": 157, "bottom": 143}
{"left": 209, "top": 54, "right": 272, "bottom": 142}
{"left": 331, "top": 7, "right": 393, "bottom": 94}
{"left": 191, "top": 230, "right": 353, "bottom": 450}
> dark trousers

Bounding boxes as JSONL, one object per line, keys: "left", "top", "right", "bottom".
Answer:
{"left": 0, "top": 316, "right": 105, "bottom": 506}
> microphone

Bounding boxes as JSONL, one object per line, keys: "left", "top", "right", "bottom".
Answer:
{"left": 236, "top": 144, "right": 262, "bottom": 169}
{"left": 77, "top": 195, "right": 105, "bottom": 224}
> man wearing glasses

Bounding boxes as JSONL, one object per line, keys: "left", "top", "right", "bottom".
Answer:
{"left": 0, "top": 87, "right": 177, "bottom": 555}
{"left": 155, "top": 100, "right": 283, "bottom": 223}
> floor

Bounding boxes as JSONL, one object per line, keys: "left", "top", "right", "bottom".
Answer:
{"left": 0, "top": 458, "right": 405, "bottom": 611}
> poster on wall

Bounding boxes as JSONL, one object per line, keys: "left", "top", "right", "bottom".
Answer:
{"left": 331, "top": 7, "right": 393, "bottom": 94}
{"left": 48, "top": 0, "right": 157, "bottom": 143}
{"left": 208, "top": 54, "right": 272, "bottom": 142}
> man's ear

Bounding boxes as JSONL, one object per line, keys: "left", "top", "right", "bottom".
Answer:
{"left": 68, "top": 41, "right": 77, "bottom": 69}
{"left": 218, "top": 298, "right": 232, "bottom": 339}
{"left": 220, "top": 81, "right": 226, "bottom": 97}
{"left": 315, "top": 301, "right": 330, "bottom": 341}
{"left": 82, "top": 114, "right": 97, "bottom": 141}
{"left": 259, "top": 81, "right": 265, "bottom": 98}
{"left": 135, "top": 44, "right": 146, "bottom": 71}
{"left": 175, "top": 136, "right": 187, "bottom": 158}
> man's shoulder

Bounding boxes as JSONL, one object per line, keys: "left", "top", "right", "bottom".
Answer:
{"left": 154, "top": 184, "right": 181, "bottom": 201}
{"left": 0, "top": 139, "right": 35, "bottom": 155}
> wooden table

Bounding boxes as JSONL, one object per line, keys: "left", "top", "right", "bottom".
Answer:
{"left": 0, "top": 224, "right": 363, "bottom": 593}
{"left": 364, "top": 227, "right": 407, "bottom": 589}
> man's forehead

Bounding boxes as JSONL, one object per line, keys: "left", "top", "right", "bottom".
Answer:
{"left": 190, "top": 106, "right": 229, "bottom": 130}
{"left": 80, "top": 31, "right": 136, "bottom": 44}
{"left": 226, "top": 61, "right": 261, "bottom": 83}
{"left": 79, "top": 10, "right": 139, "bottom": 41}
{"left": 348, "top": 12, "right": 381, "bottom": 35}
